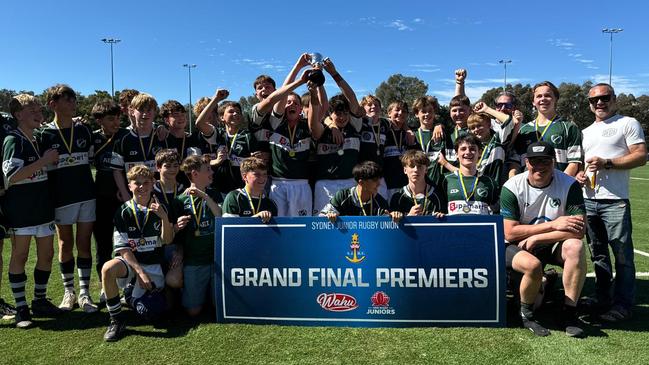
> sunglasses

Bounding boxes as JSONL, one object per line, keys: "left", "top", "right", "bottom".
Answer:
{"left": 588, "top": 94, "right": 612, "bottom": 104}
{"left": 495, "top": 102, "right": 514, "bottom": 109}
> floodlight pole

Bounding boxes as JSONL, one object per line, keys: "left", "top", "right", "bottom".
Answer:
{"left": 101, "top": 38, "right": 121, "bottom": 96}
{"left": 183, "top": 64, "right": 197, "bottom": 133}
{"left": 499, "top": 59, "right": 511, "bottom": 92}
{"left": 602, "top": 28, "right": 623, "bottom": 86}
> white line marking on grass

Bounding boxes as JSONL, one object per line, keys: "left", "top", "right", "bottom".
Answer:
{"left": 634, "top": 249, "right": 649, "bottom": 258}
{"left": 586, "top": 272, "right": 649, "bottom": 278}
{"left": 631, "top": 177, "right": 649, "bottom": 181}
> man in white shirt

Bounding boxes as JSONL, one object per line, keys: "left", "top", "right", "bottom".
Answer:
{"left": 576, "top": 83, "right": 647, "bottom": 322}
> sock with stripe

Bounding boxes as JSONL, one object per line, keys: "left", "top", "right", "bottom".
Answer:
{"left": 77, "top": 257, "right": 92, "bottom": 297}
{"left": 105, "top": 296, "right": 122, "bottom": 320}
{"left": 60, "top": 259, "right": 75, "bottom": 293}
{"left": 33, "top": 269, "right": 51, "bottom": 300}
{"left": 8, "top": 272, "right": 28, "bottom": 309}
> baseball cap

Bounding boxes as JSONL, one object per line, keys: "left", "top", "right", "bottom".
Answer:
{"left": 526, "top": 141, "right": 555, "bottom": 159}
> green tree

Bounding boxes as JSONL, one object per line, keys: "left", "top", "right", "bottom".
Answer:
{"left": 239, "top": 95, "right": 258, "bottom": 127}
{"left": 556, "top": 82, "right": 592, "bottom": 129}
{"left": 375, "top": 74, "right": 428, "bottom": 114}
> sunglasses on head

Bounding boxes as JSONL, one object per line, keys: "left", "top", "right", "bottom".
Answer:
{"left": 588, "top": 94, "right": 612, "bottom": 104}
{"left": 495, "top": 102, "right": 514, "bottom": 109}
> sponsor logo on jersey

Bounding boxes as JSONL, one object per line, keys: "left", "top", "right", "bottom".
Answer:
{"left": 450, "top": 188, "right": 459, "bottom": 194}
{"left": 476, "top": 187, "right": 488, "bottom": 197}
{"left": 602, "top": 128, "right": 616, "bottom": 137}
{"left": 549, "top": 198, "right": 561, "bottom": 208}
{"left": 550, "top": 135, "right": 562, "bottom": 144}
{"left": 76, "top": 139, "right": 87, "bottom": 148}
{"left": 316, "top": 293, "right": 358, "bottom": 312}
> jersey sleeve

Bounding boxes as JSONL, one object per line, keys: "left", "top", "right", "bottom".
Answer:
{"left": 499, "top": 186, "right": 521, "bottom": 221}
{"left": 109, "top": 135, "right": 126, "bottom": 170}
{"left": 624, "top": 117, "right": 646, "bottom": 146}
{"left": 319, "top": 190, "right": 344, "bottom": 216}
{"left": 565, "top": 181, "right": 586, "bottom": 216}
{"left": 2, "top": 135, "right": 24, "bottom": 185}
{"left": 566, "top": 122, "right": 583, "bottom": 164}
{"left": 221, "top": 191, "right": 241, "bottom": 217}
{"left": 112, "top": 208, "right": 131, "bottom": 254}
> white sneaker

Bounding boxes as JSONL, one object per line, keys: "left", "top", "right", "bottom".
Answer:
{"left": 58, "top": 291, "right": 77, "bottom": 311}
{"left": 78, "top": 294, "right": 98, "bottom": 313}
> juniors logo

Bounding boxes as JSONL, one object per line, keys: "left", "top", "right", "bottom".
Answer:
{"left": 367, "top": 291, "right": 396, "bottom": 315}
{"left": 316, "top": 293, "right": 358, "bottom": 312}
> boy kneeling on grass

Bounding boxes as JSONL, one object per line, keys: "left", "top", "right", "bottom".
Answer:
{"left": 222, "top": 157, "right": 278, "bottom": 222}
{"left": 320, "top": 161, "right": 403, "bottom": 223}
{"left": 101, "top": 165, "right": 174, "bottom": 342}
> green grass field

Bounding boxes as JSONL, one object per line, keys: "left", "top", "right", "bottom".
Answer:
{"left": 1, "top": 167, "right": 649, "bottom": 364}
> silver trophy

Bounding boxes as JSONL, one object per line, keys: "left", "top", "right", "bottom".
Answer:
{"left": 309, "top": 52, "right": 324, "bottom": 68}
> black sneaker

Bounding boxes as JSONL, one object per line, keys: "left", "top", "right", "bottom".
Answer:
{"left": 0, "top": 298, "right": 17, "bottom": 319}
{"left": 31, "top": 298, "right": 64, "bottom": 317}
{"left": 521, "top": 315, "right": 550, "bottom": 337}
{"left": 104, "top": 318, "right": 126, "bottom": 342}
{"left": 15, "top": 306, "right": 33, "bottom": 329}
{"left": 564, "top": 316, "right": 586, "bottom": 338}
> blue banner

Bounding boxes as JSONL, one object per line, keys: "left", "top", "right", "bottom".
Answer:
{"left": 214, "top": 215, "right": 506, "bottom": 327}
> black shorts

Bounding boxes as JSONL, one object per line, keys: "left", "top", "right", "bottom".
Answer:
{"left": 505, "top": 242, "right": 563, "bottom": 269}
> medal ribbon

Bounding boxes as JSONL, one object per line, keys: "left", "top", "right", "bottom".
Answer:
{"left": 371, "top": 122, "right": 381, "bottom": 151}
{"left": 94, "top": 133, "right": 114, "bottom": 157}
{"left": 17, "top": 127, "right": 40, "bottom": 156}
{"left": 535, "top": 115, "right": 556, "bottom": 141}
{"left": 137, "top": 130, "right": 155, "bottom": 160}
{"left": 459, "top": 172, "right": 478, "bottom": 204}
{"left": 476, "top": 135, "right": 496, "bottom": 169}
{"left": 55, "top": 122, "right": 74, "bottom": 157}
{"left": 356, "top": 187, "right": 373, "bottom": 216}
{"left": 244, "top": 186, "right": 262, "bottom": 215}
{"left": 417, "top": 128, "right": 432, "bottom": 154}
{"left": 190, "top": 195, "right": 204, "bottom": 231}
{"left": 129, "top": 199, "right": 150, "bottom": 237}
{"left": 287, "top": 122, "right": 297, "bottom": 149}
{"left": 158, "top": 181, "right": 177, "bottom": 205}
{"left": 409, "top": 185, "right": 428, "bottom": 213}
{"left": 390, "top": 128, "right": 402, "bottom": 151}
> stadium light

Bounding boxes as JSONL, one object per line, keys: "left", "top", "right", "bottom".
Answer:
{"left": 498, "top": 60, "right": 511, "bottom": 92}
{"left": 101, "top": 38, "right": 121, "bottom": 97}
{"left": 602, "top": 28, "right": 623, "bottom": 86}
{"left": 183, "top": 64, "right": 197, "bottom": 133}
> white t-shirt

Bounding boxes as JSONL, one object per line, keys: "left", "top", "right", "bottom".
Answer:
{"left": 582, "top": 114, "right": 646, "bottom": 199}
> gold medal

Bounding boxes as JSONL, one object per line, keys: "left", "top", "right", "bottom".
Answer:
{"left": 376, "top": 148, "right": 380, "bottom": 156}
{"left": 462, "top": 206, "right": 471, "bottom": 213}
{"left": 194, "top": 230, "right": 200, "bottom": 237}
{"left": 337, "top": 149, "right": 344, "bottom": 156}
{"left": 289, "top": 150, "right": 296, "bottom": 157}
{"left": 139, "top": 237, "right": 147, "bottom": 246}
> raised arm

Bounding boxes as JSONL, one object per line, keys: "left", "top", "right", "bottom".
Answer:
{"left": 255, "top": 71, "right": 310, "bottom": 120}
{"left": 322, "top": 58, "right": 362, "bottom": 116}
{"left": 274, "top": 53, "right": 312, "bottom": 116}
{"left": 307, "top": 82, "right": 325, "bottom": 140}
{"left": 195, "top": 89, "right": 229, "bottom": 135}
{"left": 454, "top": 69, "right": 466, "bottom": 97}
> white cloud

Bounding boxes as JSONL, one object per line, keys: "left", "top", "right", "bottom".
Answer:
{"left": 590, "top": 74, "right": 649, "bottom": 95}
{"left": 413, "top": 18, "right": 423, "bottom": 23}
{"left": 412, "top": 68, "right": 441, "bottom": 73}
{"left": 387, "top": 19, "right": 413, "bottom": 31}
{"left": 577, "top": 59, "right": 594, "bottom": 63}
{"left": 409, "top": 64, "right": 438, "bottom": 68}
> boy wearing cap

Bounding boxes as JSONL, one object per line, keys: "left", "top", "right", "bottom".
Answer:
{"left": 500, "top": 141, "right": 587, "bottom": 338}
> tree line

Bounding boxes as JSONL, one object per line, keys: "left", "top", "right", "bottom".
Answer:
{"left": 2, "top": 75, "right": 648, "bottom": 137}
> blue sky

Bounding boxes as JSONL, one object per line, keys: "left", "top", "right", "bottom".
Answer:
{"left": 2, "top": 0, "right": 648, "bottom": 106}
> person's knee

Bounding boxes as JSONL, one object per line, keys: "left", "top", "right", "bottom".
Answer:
{"left": 515, "top": 253, "right": 543, "bottom": 279}
{"left": 101, "top": 260, "right": 122, "bottom": 282}
{"left": 166, "top": 271, "right": 184, "bottom": 289}
{"left": 563, "top": 239, "right": 585, "bottom": 263}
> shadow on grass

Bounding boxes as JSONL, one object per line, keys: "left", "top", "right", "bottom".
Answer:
{"left": 507, "top": 276, "right": 649, "bottom": 336}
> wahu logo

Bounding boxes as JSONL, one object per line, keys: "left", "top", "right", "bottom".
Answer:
{"left": 345, "top": 233, "right": 365, "bottom": 263}
{"left": 316, "top": 293, "right": 358, "bottom": 312}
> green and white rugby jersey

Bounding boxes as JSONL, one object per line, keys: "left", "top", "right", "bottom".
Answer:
{"left": 110, "top": 127, "right": 167, "bottom": 173}
{"left": 210, "top": 127, "right": 258, "bottom": 194}
{"left": 222, "top": 188, "right": 278, "bottom": 217}
{"left": 314, "top": 119, "right": 361, "bottom": 180}
{"left": 2, "top": 130, "right": 54, "bottom": 228}
{"left": 176, "top": 188, "right": 222, "bottom": 266}
{"left": 320, "top": 186, "right": 389, "bottom": 216}
{"left": 113, "top": 199, "right": 166, "bottom": 265}
{"left": 267, "top": 115, "right": 311, "bottom": 179}
{"left": 36, "top": 121, "right": 95, "bottom": 208}
{"left": 414, "top": 128, "right": 449, "bottom": 188}
{"left": 442, "top": 171, "right": 498, "bottom": 215}
{"left": 500, "top": 170, "right": 585, "bottom": 225}
{"left": 511, "top": 117, "right": 582, "bottom": 171}
{"left": 476, "top": 116, "right": 515, "bottom": 186}
{"left": 383, "top": 127, "right": 418, "bottom": 189}
{"left": 358, "top": 117, "right": 389, "bottom": 165}
{"left": 389, "top": 184, "right": 445, "bottom": 215}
